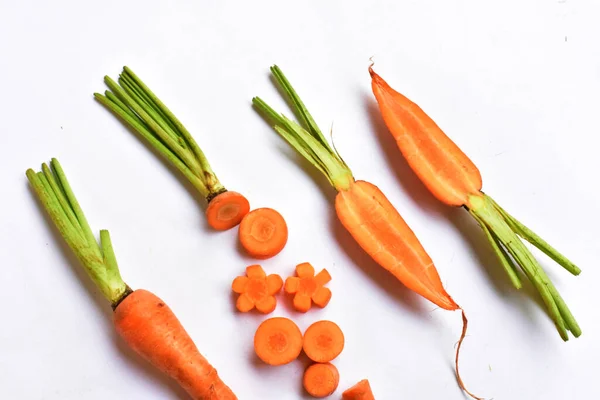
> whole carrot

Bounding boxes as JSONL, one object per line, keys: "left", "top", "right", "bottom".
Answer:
{"left": 369, "top": 65, "right": 581, "bottom": 341}
{"left": 27, "top": 159, "right": 237, "bottom": 400}
{"left": 253, "top": 66, "right": 481, "bottom": 399}
{"left": 95, "top": 67, "right": 250, "bottom": 231}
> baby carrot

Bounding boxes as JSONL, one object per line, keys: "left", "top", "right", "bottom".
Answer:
{"left": 303, "top": 363, "right": 340, "bottom": 398}
{"left": 94, "top": 67, "right": 250, "bottom": 231}
{"left": 27, "top": 159, "right": 236, "bottom": 399}
{"left": 252, "top": 65, "right": 481, "bottom": 399}
{"left": 342, "top": 379, "right": 375, "bottom": 400}
{"left": 369, "top": 65, "right": 581, "bottom": 341}
{"left": 303, "top": 320, "right": 344, "bottom": 363}
{"left": 254, "top": 317, "right": 303, "bottom": 366}
{"left": 238, "top": 207, "right": 288, "bottom": 259}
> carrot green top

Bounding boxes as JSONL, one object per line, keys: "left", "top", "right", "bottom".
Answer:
{"left": 252, "top": 65, "right": 354, "bottom": 192}
{"left": 26, "top": 159, "right": 129, "bottom": 306}
{"left": 94, "top": 67, "right": 225, "bottom": 201}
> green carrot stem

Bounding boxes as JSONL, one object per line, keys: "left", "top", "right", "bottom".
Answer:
{"left": 27, "top": 159, "right": 128, "bottom": 304}
{"left": 94, "top": 93, "right": 208, "bottom": 196}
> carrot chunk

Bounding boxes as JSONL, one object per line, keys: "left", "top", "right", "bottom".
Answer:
{"left": 342, "top": 379, "right": 375, "bottom": 400}
{"left": 206, "top": 191, "right": 250, "bottom": 231}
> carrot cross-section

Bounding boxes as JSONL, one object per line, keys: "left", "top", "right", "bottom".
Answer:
{"left": 232, "top": 265, "right": 283, "bottom": 313}
{"left": 284, "top": 262, "right": 332, "bottom": 312}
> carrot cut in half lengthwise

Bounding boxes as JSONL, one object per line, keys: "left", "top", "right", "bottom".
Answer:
{"left": 252, "top": 66, "right": 482, "bottom": 399}
{"left": 26, "top": 159, "right": 236, "bottom": 400}
{"left": 94, "top": 67, "right": 249, "bottom": 231}
{"left": 369, "top": 65, "right": 581, "bottom": 341}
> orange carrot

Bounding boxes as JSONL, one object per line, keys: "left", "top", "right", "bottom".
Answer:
{"left": 94, "top": 66, "right": 250, "bottom": 231}
{"left": 284, "top": 262, "right": 332, "bottom": 312}
{"left": 115, "top": 290, "right": 236, "bottom": 399}
{"left": 252, "top": 65, "right": 480, "bottom": 399}
{"left": 239, "top": 207, "right": 288, "bottom": 259}
{"left": 254, "top": 317, "right": 303, "bottom": 366}
{"left": 303, "top": 363, "right": 340, "bottom": 398}
{"left": 369, "top": 65, "right": 581, "bottom": 342}
{"left": 231, "top": 264, "right": 283, "bottom": 313}
{"left": 27, "top": 159, "right": 236, "bottom": 400}
{"left": 342, "top": 379, "right": 375, "bottom": 400}
{"left": 303, "top": 320, "right": 344, "bottom": 363}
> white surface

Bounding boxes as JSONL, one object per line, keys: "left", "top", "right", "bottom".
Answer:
{"left": 1, "top": 1, "right": 599, "bottom": 399}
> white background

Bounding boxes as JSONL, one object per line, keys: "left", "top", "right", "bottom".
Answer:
{"left": 1, "top": 1, "right": 598, "bottom": 399}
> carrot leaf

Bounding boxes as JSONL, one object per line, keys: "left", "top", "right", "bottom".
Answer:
{"left": 95, "top": 67, "right": 225, "bottom": 199}
{"left": 27, "top": 159, "right": 128, "bottom": 305}
{"left": 469, "top": 194, "right": 581, "bottom": 340}
{"left": 253, "top": 65, "right": 354, "bottom": 191}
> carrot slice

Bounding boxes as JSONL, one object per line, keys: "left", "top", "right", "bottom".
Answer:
{"left": 303, "top": 320, "right": 344, "bottom": 363}
{"left": 254, "top": 317, "right": 303, "bottom": 365}
{"left": 303, "top": 363, "right": 340, "bottom": 398}
{"left": 232, "top": 265, "right": 282, "bottom": 314}
{"left": 285, "top": 263, "right": 332, "bottom": 312}
{"left": 342, "top": 379, "right": 375, "bottom": 400}
{"left": 206, "top": 191, "right": 250, "bottom": 231}
{"left": 239, "top": 208, "right": 288, "bottom": 259}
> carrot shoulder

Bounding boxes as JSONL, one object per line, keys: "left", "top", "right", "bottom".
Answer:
{"left": 26, "top": 159, "right": 237, "bottom": 400}
{"left": 94, "top": 66, "right": 249, "bottom": 231}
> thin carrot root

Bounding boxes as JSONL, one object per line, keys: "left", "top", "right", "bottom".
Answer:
{"left": 455, "top": 309, "right": 483, "bottom": 400}
{"left": 206, "top": 191, "right": 250, "bottom": 231}
{"left": 239, "top": 207, "right": 288, "bottom": 259}
{"left": 284, "top": 262, "right": 332, "bottom": 312}
{"left": 342, "top": 379, "right": 375, "bottom": 400}
{"left": 232, "top": 265, "right": 283, "bottom": 313}
{"left": 114, "top": 289, "right": 237, "bottom": 399}
{"left": 303, "top": 363, "right": 340, "bottom": 398}
{"left": 303, "top": 320, "right": 345, "bottom": 363}
{"left": 254, "top": 317, "right": 303, "bottom": 366}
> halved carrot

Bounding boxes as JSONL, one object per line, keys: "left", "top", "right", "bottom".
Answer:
{"left": 342, "top": 379, "right": 375, "bottom": 400}
{"left": 94, "top": 66, "right": 249, "bottom": 231}
{"left": 369, "top": 64, "right": 581, "bottom": 342}
{"left": 303, "top": 363, "right": 340, "bottom": 398}
{"left": 27, "top": 159, "right": 237, "bottom": 399}
{"left": 232, "top": 264, "right": 283, "bottom": 313}
{"left": 303, "top": 321, "right": 344, "bottom": 363}
{"left": 239, "top": 208, "right": 288, "bottom": 259}
{"left": 284, "top": 262, "right": 332, "bottom": 312}
{"left": 252, "top": 65, "right": 480, "bottom": 399}
{"left": 254, "top": 317, "right": 303, "bottom": 365}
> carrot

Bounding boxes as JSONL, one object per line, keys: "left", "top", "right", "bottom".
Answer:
{"left": 231, "top": 264, "right": 283, "bottom": 313}
{"left": 94, "top": 66, "right": 249, "bottom": 231}
{"left": 303, "top": 320, "right": 344, "bottom": 363}
{"left": 342, "top": 379, "right": 375, "bottom": 400}
{"left": 369, "top": 65, "right": 582, "bottom": 341}
{"left": 285, "top": 262, "right": 332, "bottom": 312}
{"left": 303, "top": 363, "right": 340, "bottom": 398}
{"left": 253, "top": 317, "right": 303, "bottom": 366}
{"left": 252, "top": 65, "right": 480, "bottom": 399}
{"left": 27, "top": 159, "right": 237, "bottom": 400}
{"left": 238, "top": 207, "right": 288, "bottom": 259}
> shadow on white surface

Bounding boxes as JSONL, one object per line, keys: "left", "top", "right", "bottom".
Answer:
{"left": 28, "top": 184, "right": 191, "bottom": 400}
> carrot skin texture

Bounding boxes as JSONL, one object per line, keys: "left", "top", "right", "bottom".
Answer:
{"left": 114, "top": 289, "right": 237, "bottom": 400}
{"left": 370, "top": 67, "right": 482, "bottom": 206}
{"left": 335, "top": 180, "right": 458, "bottom": 310}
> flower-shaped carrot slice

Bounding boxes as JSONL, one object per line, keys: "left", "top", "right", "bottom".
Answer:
{"left": 284, "top": 262, "right": 332, "bottom": 312}
{"left": 232, "top": 265, "right": 283, "bottom": 313}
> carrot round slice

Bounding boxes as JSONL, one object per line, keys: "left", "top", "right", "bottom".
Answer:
{"left": 206, "top": 191, "right": 250, "bottom": 231}
{"left": 303, "top": 363, "right": 340, "bottom": 398}
{"left": 239, "top": 208, "right": 288, "bottom": 259}
{"left": 303, "top": 320, "right": 344, "bottom": 363}
{"left": 254, "top": 317, "right": 303, "bottom": 365}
